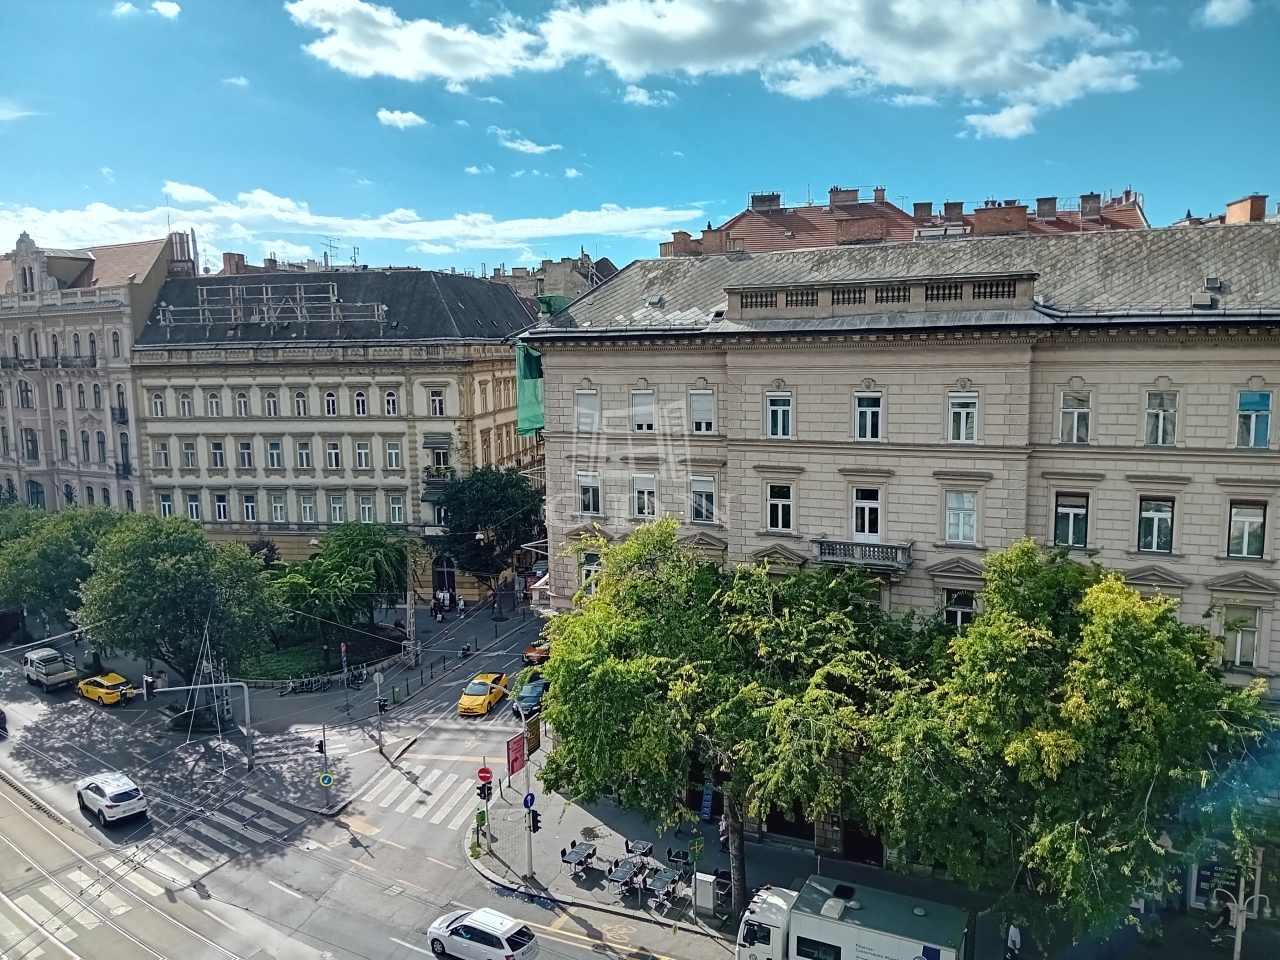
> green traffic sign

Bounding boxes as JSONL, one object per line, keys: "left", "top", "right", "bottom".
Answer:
{"left": 689, "top": 837, "right": 704, "bottom": 861}
{"left": 318, "top": 772, "right": 334, "bottom": 788}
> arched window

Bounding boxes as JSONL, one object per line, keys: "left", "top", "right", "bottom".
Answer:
{"left": 101, "top": 487, "right": 110, "bottom": 507}
{"left": 88, "top": 333, "right": 97, "bottom": 360}
{"left": 116, "top": 384, "right": 125, "bottom": 409}
{"left": 50, "top": 334, "right": 58, "bottom": 358}
{"left": 354, "top": 391, "right": 367, "bottom": 416}
{"left": 111, "top": 332, "right": 121, "bottom": 358}
{"left": 384, "top": 390, "right": 398, "bottom": 416}
{"left": 152, "top": 392, "right": 165, "bottom": 417}
{"left": 96, "top": 431, "right": 107, "bottom": 463}
{"left": 54, "top": 384, "right": 63, "bottom": 408}
{"left": 119, "top": 433, "right": 130, "bottom": 464}
{"left": 73, "top": 333, "right": 81, "bottom": 357}
{"left": 207, "top": 391, "right": 221, "bottom": 417}
{"left": 294, "top": 391, "right": 307, "bottom": 417}
{"left": 28, "top": 331, "right": 38, "bottom": 358}
{"left": 324, "top": 391, "right": 337, "bottom": 416}
{"left": 77, "top": 384, "right": 85, "bottom": 409}
{"left": 17, "top": 381, "right": 33, "bottom": 409}
{"left": 92, "top": 384, "right": 102, "bottom": 409}
{"left": 85, "top": 486, "right": 94, "bottom": 506}
{"left": 59, "top": 430, "right": 68, "bottom": 461}
{"left": 64, "top": 483, "right": 74, "bottom": 505}
{"left": 179, "top": 392, "right": 192, "bottom": 417}
{"left": 125, "top": 489, "right": 134, "bottom": 511}
{"left": 236, "top": 392, "right": 249, "bottom": 417}
{"left": 80, "top": 431, "right": 90, "bottom": 461}
{"left": 265, "top": 392, "right": 279, "bottom": 417}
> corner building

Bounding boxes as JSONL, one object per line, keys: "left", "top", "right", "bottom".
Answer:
{"left": 528, "top": 223, "right": 1280, "bottom": 694}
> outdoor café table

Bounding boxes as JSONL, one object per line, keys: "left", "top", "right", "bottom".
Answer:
{"left": 607, "top": 858, "right": 642, "bottom": 887}
{"left": 647, "top": 866, "right": 682, "bottom": 895}
{"left": 666, "top": 848, "right": 690, "bottom": 870}
{"left": 562, "top": 843, "right": 596, "bottom": 875}
{"left": 626, "top": 840, "right": 655, "bottom": 859}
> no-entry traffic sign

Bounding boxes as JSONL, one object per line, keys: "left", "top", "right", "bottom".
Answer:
{"left": 477, "top": 766, "right": 493, "bottom": 783}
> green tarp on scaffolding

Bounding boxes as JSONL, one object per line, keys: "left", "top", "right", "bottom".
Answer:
{"left": 516, "top": 340, "right": 545, "bottom": 436}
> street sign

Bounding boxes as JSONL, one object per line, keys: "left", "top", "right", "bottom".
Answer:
{"left": 477, "top": 766, "right": 493, "bottom": 783}
{"left": 340, "top": 643, "right": 346, "bottom": 655}
{"left": 689, "top": 837, "right": 705, "bottom": 862}
{"left": 523, "top": 792, "right": 536, "bottom": 809}
{"left": 318, "top": 772, "right": 334, "bottom": 788}
{"left": 525, "top": 717, "right": 541, "bottom": 756}
{"left": 507, "top": 732, "right": 526, "bottom": 776}
{"left": 374, "top": 671, "right": 384, "bottom": 686}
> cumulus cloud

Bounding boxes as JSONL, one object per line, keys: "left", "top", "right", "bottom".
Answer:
{"left": 1198, "top": 0, "right": 1252, "bottom": 25}
{"left": 464, "top": 164, "right": 494, "bottom": 174}
{"left": 377, "top": 107, "right": 427, "bottom": 127}
{"left": 151, "top": 1, "right": 180, "bottom": 17}
{"left": 286, "top": 0, "right": 1170, "bottom": 138}
{"left": 223, "top": 76, "right": 249, "bottom": 87}
{"left": 259, "top": 239, "right": 314, "bottom": 259}
{"left": 565, "top": 168, "right": 582, "bottom": 178}
{"left": 111, "top": 2, "right": 138, "bottom": 14}
{"left": 163, "top": 181, "right": 218, "bottom": 203}
{"left": 454, "top": 119, "right": 469, "bottom": 126}
{"left": 488, "top": 126, "right": 561, "bottom": 153}
{"left": 623, "top": 85, "right": 675, "bottom": 106}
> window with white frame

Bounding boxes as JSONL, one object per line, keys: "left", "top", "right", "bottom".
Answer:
{"left": 767, "top": 393, "right": 793, "bottom": 438}
{"left": 386, "top": 441, "right": 401, "bottom": 468}
{"left": 236, "top": 392, "right": 249, "bottom": 417}
{"left": 153, "top": 442, "right": 169, "bottom": 469}
{"left": 385, "top": 391, "right": 399, "bottom": 416}
{"left": 580, "top": 551, "right": 602, "bottom": 595}
{"left": 855, "top": 393, "right": 881, "bottom": 441}
{"left": 691, "top": 476, "right": 715, "bottom": 523}
{"left": 265, "top": 392, "right": 279, "bottom": 417}
{"left": 243, "top": 495, "right": 256, "bottom": 522}
{"left": 766, "top": 483, "right": 793, "bottom": 531}
{"left": 852, "top": 488, "right": 880, "bottom": 543}
{"left": 1224, "top": 606, "right": 1259, "bottom": 667}
{"left": 631, "top": 390, "right": 655, "bottom": 432}
{"left": 209, "top": 441, "right": 225, "bottom": 468}
{"left": 389, "top": 495, "right": 404, "bottom": 524}
{"left": 207, "top": 391, "right": 221, "bottom": 417}
{"left": 360, "top": 495, "right": 375, "bottom": 523}
{"left": 1146, "top": 391, "right": 1177, "bottom": 446}
{"left": 271, "top": 494, "right": 286, "bottom": 523}
{"left": 434, "top": 504, "right": 448, "bottom": 525}
{"left": 325, "top": 442, "right": 341, "bottom": 469}
{"left": 267, "top": 441, "right": 282, "bottom": 468}
{"left": 179, "top": 392, "right": 192, "bottom": 417}
{"left": 354, "top": 391, "right": 367, "bottom": 416}
{"left": 690, "top": 390, "right": 714, "bottom": 434}
{"left": 296, "top": 441, "right": 312, "bottom": 469}
{"left": 1138, "top": 498, "right": 1174, "bottom": 553}
{"left": 943, "top": 589, "right": 976, "bottom": 629}
{"left": 1238, "top": 391, "right": 1271, "bottom": 448}
{"left": 575, "top": 390, "right": 599, "bottom": 432}
{"left": 159, "top": 493, "right": 173, "bottom": 517}
{"left": 214, "top": 494, "right": 229, "bottom": 521}
{"left": 294, "top": 391, "right": 308, "bottom": 417}
{"left": 187, "top": 494, "right": 200, "bottom": 520}
{"left": 300, "top": 494, "right": 315, "bottom": 523}
{"left": 578, "top": 471, "right": 601, "bottom": 515}
{"left": 152, "top": 393, "right": 165, "bottom": 417}
{"left": 1060, "top": 391, "right": 1090, "bottom": 443}
{"left": 16, "top": 381, "right": 32, "bottom": 409}
{"left": 181, "top": 441, "right": 196, "bottom": 468}
{"left": 633, "top": 474, "right": 656, "bottom": 518}
{"left": 330, "top": 496, "right": 345, "bottom": 524}
{"left": 1054, "top": 493, "right": 1088, "bottom": 548}
{"left": 355, "top": 442, "right": 371, "bottom": 469}
{"left": 949, "top": 392, "right": 977, "bottom": 443}
{"left": 945, "top": 491, "right": 978, "bottom": 543}
{"left": 1229, "top": 502, "right": 1266, "bottom": 559}
{"left": 325, "top": 392, "right": 337, "bottom": 416}
{"left": 429, "top": 390, "right": 445, "bottom": 417}
{"left": 237, "top": 441, "right": 252, "bottom": 468}
{"left": 433, "top": 449, "right": 450, "bottom": 469}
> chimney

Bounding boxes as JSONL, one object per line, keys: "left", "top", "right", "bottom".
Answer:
{"left": 873, "top": 186, "right": 886, "bottom": 203}
{"left": 828, "top": 187, "right": 860, "bottom": 207}
{"left": 943, "top": 201, "right": 964, "bottom": 223}
{"left": 1036, "top": 197, "right": 1058, "bottom": 220}
{"left": 1225, "top": 194, "right": 1268, "bottom": 224}
{"left": 1080, "top": 192, "right": 1102, "bottom": 220}
{"left": 972, "top": 204, "right": 1029, "bottom": 236}
{"left": 221, "top": 252, "right": 246, "bottom": 275}
{"left": 750, "top": 192, "right": 782, "bottom": 212}
{"left": 263, "top": 257, "right": 278, "bottom": 273}
{"left": 670, "top": 231, "right": 701, "bottom": 257}
{"left": 700, "top": 226, "right": 727, "bottom": 255}
{"left": 913, "top": 202, "right": 933, "bottom": 223}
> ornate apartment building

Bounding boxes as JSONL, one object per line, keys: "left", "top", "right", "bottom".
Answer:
{"left": 132, "top": 266, "right": 537, "bottom": 561}
{"left": 527, "top": 218, "right": 1280, "bottom": 694}
{"left": 0, "top": 231, "right": 189, "bottom": 511}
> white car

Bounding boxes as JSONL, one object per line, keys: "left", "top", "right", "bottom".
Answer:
{"left": 428, "top": 908, "right": 539, "bottom": 960}
{"left": 75, "top": 772, "right": 148, "bottom": 828}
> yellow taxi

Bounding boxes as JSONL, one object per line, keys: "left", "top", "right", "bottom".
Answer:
{"left": 458, "top": 673, "right": 508, "bottom": 716}
{"left": 77, "top": 674, "right": 135, "bottom": 706}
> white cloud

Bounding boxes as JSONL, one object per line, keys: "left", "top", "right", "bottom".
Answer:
{"left": 111, "top": 2, "right": 138, "bottom": 14}
{"left": 488, "top": 126, "right": 561, "bottom": 153}
{"left": 163, "top": 181, "right": 218, "bottom": 203}
{"left": 286, "top": 0, "right": 1170, "bottom": 138}
{"left": 454, "top": 119, "right": 469, "bottom": 126}
{"left": 892, "top": 93, "right": 937, "bottom": 107}
{"left": 623, "top": 85, "right": 675, "bottom": 106}
{"left": 1199, "top": 0, "right": 1252, "bottom": 25}
{"left": 0, "top": 100, "right": 32, "bottom": 122}
{"left": 377, "top": 107, "right": 427, "bottom": 128}
{"left": 464, "top": 164, "right": 494, "bottom": 174}
{"left": 101, "top": 168, "right": 115, "bottom": 182}
{"left": 476, "top": 96, "right": 502, "bottom": 103}
{"left": 964, "top": 102, "right": 1038, "bottom": 138}
{"left": 565, "top": 168, "right": 582, "bottom": 178}
{"left": 260, "top": 239, "right": 314, "bottom": 259}
{"left": 223, "top": 76, "right": 249, "bottom": 87}
{"left": 151, "top": 1, "right": 180, "bottom": 17}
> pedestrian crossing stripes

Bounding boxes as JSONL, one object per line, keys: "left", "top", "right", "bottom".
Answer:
{"left": 0, "top": 907, "right": 45, "bottom": 958}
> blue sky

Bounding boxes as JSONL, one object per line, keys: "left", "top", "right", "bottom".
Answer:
{"left": 1, "top": 0, "right": 1277, "bottom": 272}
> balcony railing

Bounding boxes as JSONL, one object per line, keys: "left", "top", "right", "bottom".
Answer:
{"left": 61, "top": 356, "right": 97, "bottom": 369}
{"left": 111, "top": 406, "right": 129, "bottom": 425}
{"left": 812, "top": 538, "right": 914, "bottom": 572}
{"left": 0, "top": 358, "right": 36, "bottom": 371}
{"left": 115, "top": 461, "right": 133, "bottom": 479}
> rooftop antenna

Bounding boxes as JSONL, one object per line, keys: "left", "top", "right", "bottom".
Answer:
{"left": 806, "top": 183, "right": 812, "bottom": 206}
{"left": 350, "top": 246, "right": 360, "bottom": 267}
{"left": 321, "top": 236, "right": 341, "bottom": 269}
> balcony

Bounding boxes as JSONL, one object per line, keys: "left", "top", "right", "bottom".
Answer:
{"left": 115, "top": 461, "right": 133, "bottom": 479}
{"left": 61, "top": 357, "right": 97, "bottom": 369}
{"left": 811, "top": 537, "right": 914, "bottom": 573}
{"left": 111, "top": 406, "right": 128, "bottom": 425}
{"left": 421, "top": 466, "right": 456, "bottom": 500}
{"left": 0, "top": 357, "right": 36, "bottom": 371}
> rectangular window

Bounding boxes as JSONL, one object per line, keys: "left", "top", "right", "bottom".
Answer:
{"left": 852, "top": 488, "right": 880, "bottom": 543}
{"left": 186, "top": 494, "right": 200, "bottom": 520}
{"left": 434, "top": 449, "right": 450, "bottom": 469}
{"left": 949, "top": 391, "right": 977, "bottom": 443}
{"left": 159, "top": 493, "right": 173, "bottom": 517}
{"left": 1238, "top": 391, "right": 1271, "bottom": 448}
{"left": 633, "top": 474, "right": 656, "bottom": 518}
{"left": 237, "top": 441, "right": 253, "bottom": 468}
{"left": 691, "top": 476, "right": 715, "bottom": 523}
{"left": 795, "top": 936, "right": 840, "bottom": 960}
{"left": 1225, "top": 605, "right": 1258, "bottom": 668}
{"left": 1060, "top": 391, "right": 1091, "bottom": 444}
{"left": 300, "top": 494, "right": 315, "bottom": 523}
{"left": 267, "top": 441, "right": 282, "bottom": 469}
{"left": 209, "top": 441, "right": 225, "bottom": 468}
{"left": 330, "top": 496, "right": 345, "bottom": 524}
{"left": 1055, "top": 493, "right": 1089, "bottom": 548}
{"left": 389, "top": 495, "right": 404, "bottom": 524}
{"left": 325, "top": 442, "right": 341, "bottom": 469}
{"left": 578, "top": 471, "right": 601, "bottom": 515}
{"left": 580, "top": 551, "right": 602, "bottom": 595}
{"left": 855, "top": 393, "right": 882, "bottom": 441}
{"left": 154, "top": 441, "right": 170, "bottom": 468}
{"left": 182, "top": 441, "right": 196, "bottom": 468}
{"left": 690, "top": 390, "right": 714, "bottom": 434}
{"left": 0, "top": 426, "right": 7, "bottom": 458}
{"left": 242, "top": 495, "right": 256, "bottom": 522}
{"left": 296, "top": 441, "right": 312, "bottom": 468}
{"left": 214, "top": 494, "right": 228, "bottom": 521}
{"left": 430, "top": 390, "right": 445, "bottom": 417}
{"left": 1146, "top": 391, "right": 1177, "bottom": 446}
{"left": 359, "top": 495, "right": 374, "bottom": 523}
{"left": 1229, "top": 502, "right": 1266, "bottom": 559}
{"left": 271, "top": 493, "right": 286, "bottom": 523}
{"left": 945, "top": 491, "right": 978, "bottom": 543}
{"left": 944, "top": 589, "right": 976, "bottom": 629}
{"left": 1138, "top": 498, "right": 1174, "bottom": 553}
{"left": 767, "top": 393, "right": 792, "bottom": 439}
{"left": 631, "top": 390, "right": 655, "bottom": 433}
{"left": 575, "top": 390, "right": 599, "bottom": 433}
{"left": 355, "top": 441, "right": 371, "bottom": 469}
{"left": 767, "top": 483, "right": 793, "bottom": 531}
{"left": 386, "top": 442, "right": 401, "bottom": 468}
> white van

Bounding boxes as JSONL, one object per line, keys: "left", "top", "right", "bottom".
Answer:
{"left": 23, "top": 648, "right": 79, "bottom": 692}
{"left": 427, "top": 908, "right": 539, "bottom": 960}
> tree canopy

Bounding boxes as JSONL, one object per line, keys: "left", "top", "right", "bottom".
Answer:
{"left": 426, "top": 466, "right": 544, "bottom": 587}
{"left": 0, "top": 507, "right": 123, "bottom": 624}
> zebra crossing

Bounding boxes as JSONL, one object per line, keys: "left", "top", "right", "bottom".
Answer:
{"left": 358, "top": 761, "right": 480, "bottom": 830}
{"left": 0, "top": 862, "right": 139, "bottom": 953}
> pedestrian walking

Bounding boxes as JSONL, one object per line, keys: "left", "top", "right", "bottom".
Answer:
{"left": 1005, "top": 923, "right": 1021, "bottom": 960}
{"left": 457, "top": 598, "right": 466, "bottom": 616}
{"left": 718, "top": 813, "right": 729, "bottom": 853}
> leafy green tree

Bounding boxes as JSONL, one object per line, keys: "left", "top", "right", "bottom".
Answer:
{"left": 0, "top": 507, "right": 123, "bottom": 625}
{"left": 427, "top": 466, "right": 544, "bottom": 595}
{"left": 78, "top": 515, "right": 280, "bottom": 679}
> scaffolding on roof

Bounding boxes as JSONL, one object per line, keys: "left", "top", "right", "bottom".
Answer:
{"left": 156, "top": 281, "right": 386, "bottom": 327}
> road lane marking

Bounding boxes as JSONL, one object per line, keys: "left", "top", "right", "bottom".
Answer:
{"left": 390, "top": 936, "right": 433, "bottom": 955}
{"left": 377, "top": 838, "right": 406, "bottom": 850}
{"left": 99, "top": 857, "right": 164, "bottom": 897}
{"left": 201, "top": 908, "right": 238, "bottom": 932}
{"left": 429, "top": 780, "right": 475, "bottom": 824}
{"left": 347, "top": 859, "right": 376, "bottom": 871}
{"left": 425, "top": 856, "right": 456, "bottom": 870}
{"left": 523, "top": 922, "right": 683, "bottom": 960}
{"left": 36, "top": 886, "right": 99, "bottom": 931}
{"left": 0, "top": 909, "right": 45, "bottom": 957}
{"left": 549, "top": 913, "right": 570, "bottom": 931}
{"left": 14, "top": 896, "right": 77, "bottom": 942}
{"left": 380, "top": 765, "right": 425, "bottom": 808}
{"left": 209, "top": 812, "right": 272, "bottom": 843}
{"left": 395, "top": 768, "right": 443, "bottom": 813}
{"left": 187, "top": 820, "right": 250, "bottom": 854}
{"left": 402, "top": 753, "right": 488, "bottom": 762}
{"left": 447, "top": 800, "right": 478, "bottom": 831}
{"left": 244, "top": 793, "right": 306, "bottom": 823}
{"left": 267, "top": 880, "right": 304, "bottom": 899}
{"left": 156, "top": 846, "right": 212, "bottom": 877}
{"left": 412, "top": 773, "right": 457, "bottom": 819}
{"left": 64, "top": 872, "right": 130, "bottom": 917}
{"left": 362, "top": 771, "right": 401, "bottom": 804}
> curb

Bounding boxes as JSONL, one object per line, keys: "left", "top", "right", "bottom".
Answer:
{"left": 462, "top": 830, "right": 731, "bottom": 943}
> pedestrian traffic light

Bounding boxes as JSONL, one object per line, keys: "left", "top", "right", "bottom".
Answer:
{"left": 529, "top": 809, "right": 541, "bottom": 833}
{"left": 142, "top": 676, "right": 155, "bottom": 701}
{"left": 316, "top": 739, "right": 326, "bottom": 756}
{"left": 477, "top": 782, "right": 492, "bottom": 802}
{"left": 377, "top": 697, "right": 389, "bottom": 714}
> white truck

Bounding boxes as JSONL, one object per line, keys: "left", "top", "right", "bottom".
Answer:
{"left": 23, "top": 647, "right": 79, "bottom": 692}
{"left": 737, "top": 875, "right": 972, "bottom": 960}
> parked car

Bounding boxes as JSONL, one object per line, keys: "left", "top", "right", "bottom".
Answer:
{"left": 23, "top": 648, "right": 79, "bottom": 692}
{"left": 77, "top": 673, "right": 135, "bottom": 706}
{"left": 457, "top": 673, "right": 508, "bottom": 716}
{"left": 428, "top": 908, "right": 539, "bottom": 960}
{"left": 522, "top": 639, "right": 551, "bottom": 665}
{"left": 76, "top": 771, "right": 148, "bottom": 827}
{"left": 512, "top": 679, "right": 549, "bottom": 717}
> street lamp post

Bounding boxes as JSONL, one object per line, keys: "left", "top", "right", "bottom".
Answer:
{"left": 480, "top": 678, "right": 534, "bottom": 882}
{"left": 1209, "top": 875, "right": 1272, "bottom": 960}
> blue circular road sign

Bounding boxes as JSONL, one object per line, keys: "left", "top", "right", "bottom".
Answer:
{"left": 319, "top": 772, "right": 335, "bottom": 788}
{"left": 523, "top": 792, "right": 536, "bottom": 809}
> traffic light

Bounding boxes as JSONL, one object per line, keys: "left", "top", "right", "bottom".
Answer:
{"left": 477, "top": 782, "right": 492, "bottom": 802}
{"left": 142, "top": 676, "right": 155, "bottom": 701}
{"left": 377, "top": 697, "right": 389, "bottom": 714}
{"left": 529, "top": 809, "right": 541, "bottom": 833}
{"left": 316, "top": 739, "right": 326, "bottom": 756}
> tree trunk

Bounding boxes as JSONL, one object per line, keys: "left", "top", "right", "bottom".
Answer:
{"left": 727, "top": 794, "right": 749, "bottom": 918}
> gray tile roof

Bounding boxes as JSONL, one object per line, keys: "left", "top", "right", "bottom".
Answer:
{"left": 530, "top": 223, "right": 1280, "bottom": 337}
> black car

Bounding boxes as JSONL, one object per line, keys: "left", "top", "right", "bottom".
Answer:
{"left": 512, "top": 679, "right": 549, "bottom": 717}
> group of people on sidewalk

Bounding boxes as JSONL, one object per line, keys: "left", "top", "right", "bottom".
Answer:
{"left": 429, "top": 589, "right": 464, "bottom": 622}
